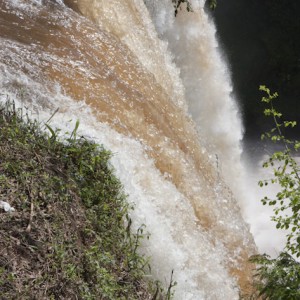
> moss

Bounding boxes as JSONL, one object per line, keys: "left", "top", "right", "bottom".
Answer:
{"left": 0, "top": 101, "right": 168, "bottom": 299}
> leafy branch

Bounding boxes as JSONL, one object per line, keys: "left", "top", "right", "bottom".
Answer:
{"left": 171, "top": 0, "right": 193, "bottom": 17}
{"left": 247, "top": 87, "right": 300, "bottom": 299}
{"left": 171, "top": 0, "right": 217, "bottom": 17}
{"left": 258, "top": 85, "right": 300, "bottom": 257}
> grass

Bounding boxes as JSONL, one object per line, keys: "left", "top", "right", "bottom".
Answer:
{"left": 0, "top": 101, "right": 172, "bottom": 299}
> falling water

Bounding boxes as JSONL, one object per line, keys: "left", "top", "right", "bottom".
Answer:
{"left": 144, "top": 0, "right": 244, "bottom": 187}
{"left": 0, "top": 0, "right": 258, "bottom": 298}
{"left": 143, "top": 0, "right": 286, "bottom": 257}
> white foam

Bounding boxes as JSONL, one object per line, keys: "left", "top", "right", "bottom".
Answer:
{"left": 0, "top": 78, "right": 238, "bottom": 298}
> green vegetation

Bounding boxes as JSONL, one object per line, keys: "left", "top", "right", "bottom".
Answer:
{"left": 172, "top": 0, "right": 193, "bottom": 17}
{"left": 250, "top": 253, "right": 300, "bottom": 299}
{"left": 172, "top": 0, "right": 216, "bottom": 16}
{"left": 207, "top": 0, "right": 217, "bottom": 10}
{"left": 258, "top": 86, "right": 300, "bottom": 257}
{"left": 248, "top": 86, "right": 300, "bottom": 299}
{"left": 0, "top": 101, "right": 172, "bottom": 299}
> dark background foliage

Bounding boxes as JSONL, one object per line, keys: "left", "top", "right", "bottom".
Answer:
{"left": 210, "top": 0, "right": 300, "bottom": 140}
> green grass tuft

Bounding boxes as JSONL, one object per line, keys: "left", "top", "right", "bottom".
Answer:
{"left": 0, "top": 101, "right": 170, "bottom": 299}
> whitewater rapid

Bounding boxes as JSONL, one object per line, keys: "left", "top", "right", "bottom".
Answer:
{"left": 0, "top": 0, "right": 273, "bottom": 298}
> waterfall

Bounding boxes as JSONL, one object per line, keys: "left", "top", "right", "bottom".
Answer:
{"left": 0, "top": 0, "right": 257, "bottom": 298}
{"left": 144, "top": 0, "right": 244, "bottom": 188}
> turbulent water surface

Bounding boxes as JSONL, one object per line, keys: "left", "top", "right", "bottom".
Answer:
{"left": 0, "top": 0, "right": 258, "bottom": 298}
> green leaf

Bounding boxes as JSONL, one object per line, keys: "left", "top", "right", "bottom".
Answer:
{"left": 45, "top": 124, "right": 57, "bottom": 141}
